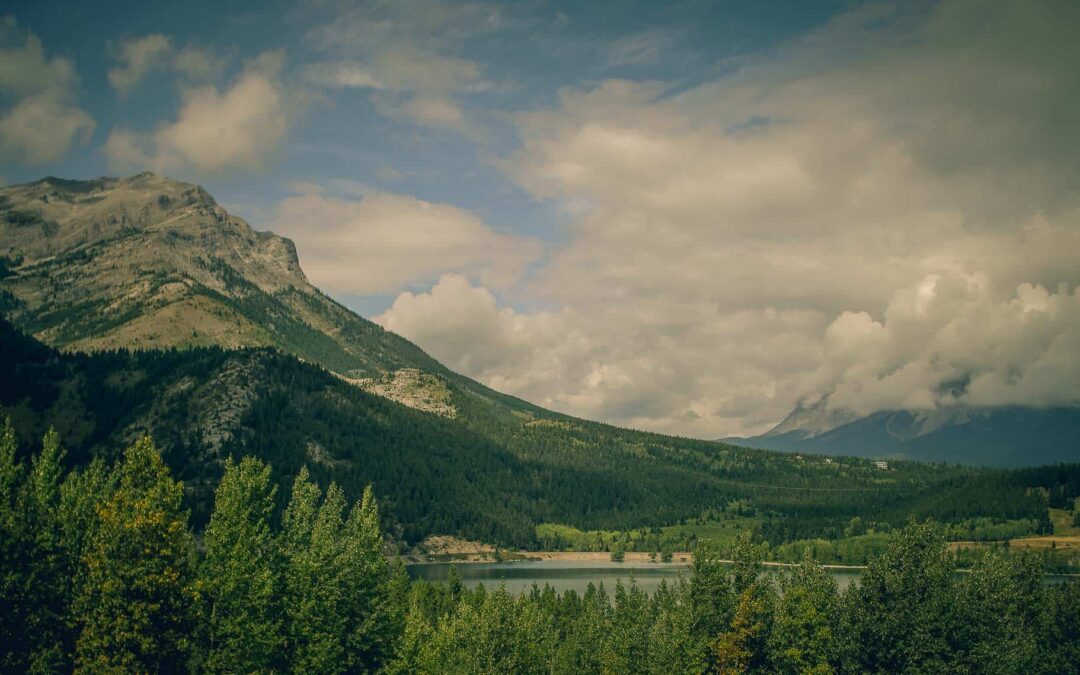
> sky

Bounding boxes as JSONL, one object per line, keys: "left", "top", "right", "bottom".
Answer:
{"left": 2, "top": 0, "right": 1079, "bottom": 438}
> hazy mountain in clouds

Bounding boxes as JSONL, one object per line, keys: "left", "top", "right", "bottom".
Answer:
{"left": 735, "top": 397, "right": 1080, "bottom": 467}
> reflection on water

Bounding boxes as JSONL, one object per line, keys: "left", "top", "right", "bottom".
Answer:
{"left": 406, "top": 560, "right": 864, "bottom": 596}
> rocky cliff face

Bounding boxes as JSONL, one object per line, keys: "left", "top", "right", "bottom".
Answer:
{"left": 0, "top": 173, "right": 453, "bottom": 412}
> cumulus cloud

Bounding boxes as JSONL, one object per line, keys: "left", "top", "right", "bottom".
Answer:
{"left": 269, "top": 183, "right": 542, "bottom": 295}
{"left": 0, "top": 17, "right": 94, "bottom": 164}
{"left": 104, "top": 52, "right": 294, "bottom": 173}
{"left": 375, "top": 0, "right": 1080, "bottom": 437}
{"left": 819, "top": 276, "right": 1080, "bottom": 416}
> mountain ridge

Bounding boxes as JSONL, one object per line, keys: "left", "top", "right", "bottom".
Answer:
{"left": 733, "top": 402, "right": 1080, "bottom": 467}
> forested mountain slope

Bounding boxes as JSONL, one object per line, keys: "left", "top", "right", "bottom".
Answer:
{"left": 0, "top": 174, "right": 1075, "bottom": 546}
{"left": 4, "top": 316, "right": 1069, "bottom": 547}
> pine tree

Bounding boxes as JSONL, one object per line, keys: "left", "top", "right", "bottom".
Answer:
{"left": 74, "top": 437, "right": 196, "bottom": 673}
{"left": 340, "top": 485, "right": 395, "bottom": 671}
{"left": 201, "top": 457, "right": 281, "bottom": 672}
{"left": 0, "top": 417, "right": 27, "bottom": 672}
{"left": 283, "top": 470, "right": 348, "bottom": 672}
{"left": 23, "top": 430, "right": 72, "bottom": 671}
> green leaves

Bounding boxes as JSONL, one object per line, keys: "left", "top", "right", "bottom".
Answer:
{"left": 283, "top": 468, "right": 394, "bottom": 673}
{"left": 201, "top": 456, "right": 281, "bottom": 673}
{"left": 74, "top": 437, "right": 196, "bottom": 673}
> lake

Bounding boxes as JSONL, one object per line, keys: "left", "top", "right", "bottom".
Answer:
{"left": 406, "top": 560, "right": 865, "bottom": 595}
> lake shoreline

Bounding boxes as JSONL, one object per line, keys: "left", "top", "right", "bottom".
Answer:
{"left": 396, "top": 550, "right": 871, "bottom": 571}
{"left": 396, "top": 551, "right": 1080, "bottom": 577}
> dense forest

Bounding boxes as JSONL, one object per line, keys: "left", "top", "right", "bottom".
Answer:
{"left": 4, "top": 316, "right": 1078, "bottom": 551}
{"left": 2, "top": 424, "right": 1078, "bottom": 673}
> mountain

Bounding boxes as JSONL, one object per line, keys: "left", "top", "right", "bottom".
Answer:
{"left": 0, "top": 173, "right": 1066, "bottom": 546}
{"left": 735, "top": 398, "right": 1080, "bottom": 467}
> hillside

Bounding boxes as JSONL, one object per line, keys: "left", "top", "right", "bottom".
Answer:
{"left": 0, "top": 174, "right": 1073, "bottom": 546}
{"left": 737, "top": 399, "right": 1080, "bottom": 467}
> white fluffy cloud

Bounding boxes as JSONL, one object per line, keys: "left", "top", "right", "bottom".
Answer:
{"left": 377, "top": 0, "right": 1080, "bottom": 437}
{"left": 104, "top": 52, "right": 294, "bottom": 173}
{"left": 269, "top": 184, "right": 542, "bottom": 295}
{"left": 0, "top": 18, "right": 94, "bottom": 164}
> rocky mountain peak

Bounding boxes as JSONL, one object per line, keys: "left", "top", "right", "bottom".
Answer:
{"left": 1, "top": 174, "right": 442, "bottom": 388}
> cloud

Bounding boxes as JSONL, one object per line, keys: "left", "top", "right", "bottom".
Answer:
{"left": 303, "top": 60, "right": 384, "bottom": 89}
{"left": 303, "top": 0, "right": 497, "bottom": 134}
{"left": 108, "top": 35, "right": 227, "bottom": 93}
{"left": 0, "top": 17, "right": 94, "bottom": 164}
{"left": 819, "top": 275, "right": 1080, "bottom": 415}
{"left": 378, "top": 0, "right": 1080, "bottom": 437}
{"left": 173, "top": 45, "right": 227, "bottom": 82}
{"left": 104, "top": 52, "right": 295, "bottom": 173}
{"left": 108, "top": 34, "right": 172, "bottom": 92}
{"left": 268, "top": 183, "right": 542, "bottom": 295}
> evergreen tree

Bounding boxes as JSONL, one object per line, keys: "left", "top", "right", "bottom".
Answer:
{"left": 74, "top": 437, "right": 196, "bottom": 673}
{"left": 201, "top": 456, "right": 281, "bottom": 673}
{"left": 0, "top": 417, "right": 28, "bottom": 672}
{"left": 283, "top": 473, "right": 348, "bottom": 673}
{"left": 340, "top": 485, "right": 396, "bottom": 672}
{"left": 23, "top": 430, "right": 72, "bottom": 671}
{"left": 691, "top": 538, "right": 734, "bottom": 644}
{"left": 647, "top": 578, "right": 701, "bottom": 674}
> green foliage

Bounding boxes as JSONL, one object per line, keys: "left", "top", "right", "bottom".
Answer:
{"left": 837, "top": 518, "right": 954, "bottom": 673}
{"left": 281, "top": 470, "right": 396, "bottom": 673}
{"left": 201, "top": 457, "right": 281, "bottom": 673}
{"left": 948, "top": 551, "right": 1043, "bottom": 674}
{"left": 0, "top": 425, "right": 1078, "bottom": 675}
{"left": 610, "top": 539, "right": 626, "bottom": 562}
{"left": 74, "top": 437, "right": 196, "bottom": 673}
{"left": 6, "top": 315, "right": 1069, "bottom": 552}
{"left": 712, "top": 581, "right": 776, "bottom": 675}
{"left": 768, "top": 552, "right": 839, "bottom": 674}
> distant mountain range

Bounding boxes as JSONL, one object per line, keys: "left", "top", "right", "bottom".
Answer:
{"left": 731, "top": 397, "right": 1080, "bottom": 467}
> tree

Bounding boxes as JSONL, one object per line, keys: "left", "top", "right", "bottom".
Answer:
{"left": 282, "top": 472, "right": 347, "bottom": 672}
{"left": 712, "top": 581, "right": 776, "bottom": 675}
{"left": 610, "top": 539, "right": 626, "bottom": 562}
{"left": 201, "top": 456, "right": 281, "bottom": 673}
{"left": 838, "top": 519, "right": 953, "bottom": 673}
{"left": 0, "top": 417, "right": 28, "bottom": 672}
{"left": 22, "top": 430, "right": 73, "bottom": 671}
{"left": 281, "top": 470, "right": 397, "bottom": 673}
{"left": 339, "top": 485, "right": 397, "bottom": 672}
{"left": 647, "top": 578, "right": 701, "bottom": 674}
{"left": 74, "top": 437, "right": 196, "bottom": 673}
{"left": 949, "top": 551, "right": 1042, "bottom": 674}
{"left": 768, "top": 551, "right": 839, "bottom": 674}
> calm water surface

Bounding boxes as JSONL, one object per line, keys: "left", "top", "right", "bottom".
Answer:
{"left": 406, "top": 560, "right": 864, "bottom": 595}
